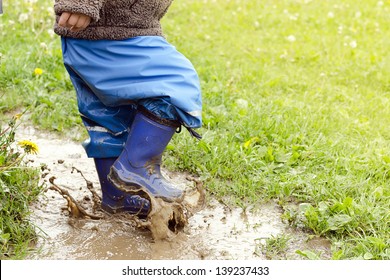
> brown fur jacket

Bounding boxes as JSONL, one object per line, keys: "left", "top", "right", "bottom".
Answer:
{"left": 54, "top": 0, "right": 173, "bottom": 40}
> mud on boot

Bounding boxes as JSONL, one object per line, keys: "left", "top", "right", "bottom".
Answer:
{"left": 94, "top": 157, "right": 151, "bottom": 218}
{"left": 108, "top": 106, "right": 184, "bottom": 203}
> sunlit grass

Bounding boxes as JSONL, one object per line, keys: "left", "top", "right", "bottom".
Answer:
{"left": 164, "top": 0, "right": 390, "bottom": 260}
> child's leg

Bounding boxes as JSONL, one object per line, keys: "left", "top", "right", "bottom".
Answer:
{"left": 108, "top": 105, "right": 184, "bottom": 203}
{"left": 94, "top": 157, "right": 150, "bottom": 217}
{"left": 65, "top": 65, "right": 150, "bottom": 216}
{"left": 65, "top": 65, "right": 134, "bottom": 158}
{"left": 61, "top": 36, "right": 202, "bottom": 129}
{"left": 62, "top": 36, "right": 202, "bottom": 203}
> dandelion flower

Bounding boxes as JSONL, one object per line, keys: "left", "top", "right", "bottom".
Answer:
{"left": 34, "top": 68, "right": 43, "bottom": 76}
{"left": 18, "top": 140, "right": 39, "bottom": 155}
{"left": 14, "top": 113, "right": 23, "bottom": 120}
{"left": 244, "top": 137, "right": 260, "bottom": 149}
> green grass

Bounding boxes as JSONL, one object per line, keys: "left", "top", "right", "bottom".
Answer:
{"left": 0, "top": 0, "right": 80, "bottom": 133}
{"left": 1, "top": 0, "right": 390, "bottom": 259}
{"left": 0, "top": 117, "right": 42, "bottom": 259}
{"left": 256, "top": 234, "right": 291, "bottom": 259}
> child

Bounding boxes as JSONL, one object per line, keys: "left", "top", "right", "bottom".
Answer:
{"left": 53, "top": 0, "right": 202, "bottom": 217}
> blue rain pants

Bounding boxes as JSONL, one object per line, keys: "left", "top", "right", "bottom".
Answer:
{"left": 61, "top": 36, "right": 202, "bottom": 158}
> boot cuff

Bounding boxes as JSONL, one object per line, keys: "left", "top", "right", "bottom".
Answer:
{"left": 138, "top": 105, "right": 181, "bottom": 128}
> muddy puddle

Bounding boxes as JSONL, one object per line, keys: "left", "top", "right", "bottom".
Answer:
{"left": 18, "top": 126, "right": 331, "bottom": 260}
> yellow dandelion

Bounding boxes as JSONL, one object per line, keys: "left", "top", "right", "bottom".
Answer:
{"left": 14, "top": 113, "right": 23, "bottom": 120}
{"left": 18, "top": 140, "right": 39, "bottom": 155}
{"left": 34, "top": 68, "right": 43, "bottom": 76}
{"left": 243, "top": 137, "right": 260, "bottom": 149}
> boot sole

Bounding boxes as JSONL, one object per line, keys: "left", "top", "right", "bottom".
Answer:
{"left": 108, "top": 169, "right": 184, "bottom": 203}
{"left": 101, "top": 203, "right": 149, "bottom": 219}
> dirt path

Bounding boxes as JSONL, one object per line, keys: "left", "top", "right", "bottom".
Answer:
{"left": 19, "top": 126, "right": 331, "bottom": 260}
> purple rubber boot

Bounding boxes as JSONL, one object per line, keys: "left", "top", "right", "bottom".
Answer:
{"left": 94, "top": 157, "right": 151, "bottom": 218}
{"left": 108, "top": 107, "right": 184, "bottom": 202}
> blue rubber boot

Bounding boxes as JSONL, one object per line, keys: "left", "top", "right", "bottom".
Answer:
{"left": 108, "top": 107, "right": 184, "bottom": 202}
{"left": 94, "top": 157, "right": 151, "bottom": 218}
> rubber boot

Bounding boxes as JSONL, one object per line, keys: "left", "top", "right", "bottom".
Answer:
{"left": 94, "top": 157, "right": 151, "bottom": 218}
{"left": 108, "top": 107, "right": 184, "bottom": 202}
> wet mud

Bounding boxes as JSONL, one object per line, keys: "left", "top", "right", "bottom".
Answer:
{"left": 19, "top": 126, "right": 331, "bottom": 260}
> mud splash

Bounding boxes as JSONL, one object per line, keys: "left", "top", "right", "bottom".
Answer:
{"left": 108, "top": 171, "right": 206, "bottom": 241}
{"left": 19, "top": 126, "right": 331, "bottom": 260}
{"left": 46, "top": 165, "right": 204, "bottom": 242}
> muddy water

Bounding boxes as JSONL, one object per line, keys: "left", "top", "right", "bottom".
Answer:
{"left": 19, "top": 126, "right": 331, "bottom": 260}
